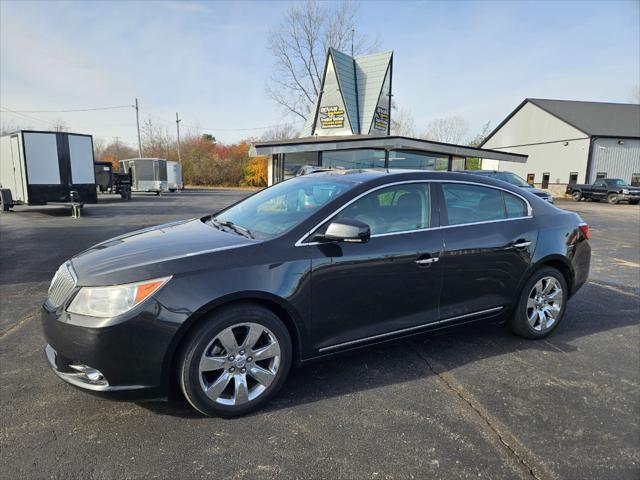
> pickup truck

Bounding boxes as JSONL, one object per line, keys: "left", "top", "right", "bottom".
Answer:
{"left": 566, "top": 178, "right": 640, "bottom": 204}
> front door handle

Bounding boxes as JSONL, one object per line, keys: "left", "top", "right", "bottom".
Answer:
{"left": 512, "top": 241, "right": 532, "bottom": 249}
{"left": 415, "top": 257, "right": 439, "bottom": 266}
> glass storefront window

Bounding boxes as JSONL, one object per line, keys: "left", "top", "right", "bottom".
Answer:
{"left": 388, "top": 150, "right": 448, "bottom": 171}
{"left": 284, "top": 152, "right": 320, "bottom": 178}
{"left": 322, "top": 149, "right": 386, "bottom": 170}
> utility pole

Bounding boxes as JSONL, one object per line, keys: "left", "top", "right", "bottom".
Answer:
{"left": 175, "top": 112, "right": 182, "bottom": 163}
{"left": 114, "top": 136, "right": 120, "bottom": 161}
{"left": 351, "top": 28, "right": 355, "bottom": 57}
{"left": 134, "top": 98, "right": 143, "bottom": 158}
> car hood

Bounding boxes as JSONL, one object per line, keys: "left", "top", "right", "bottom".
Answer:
{"left": 527, "top": 187, "right": 551, "bottom": 198}
{"left": 71, "top": 218, "right": 256, "bottom": 284}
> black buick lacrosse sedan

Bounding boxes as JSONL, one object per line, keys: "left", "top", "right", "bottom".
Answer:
{"left": 42, "top": 170, "right": 591, "bottom": 417}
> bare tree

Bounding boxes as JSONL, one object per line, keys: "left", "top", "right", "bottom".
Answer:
{"left": 390, "top": 107, "right": 416, "bottom": 137}
{"left": 467, "top": 121, "right": 492, "bottom": 147}
{"left": 266, "top": 0, "right": 378, "bottom": 120}
{"left": 423, "top": 116, "right": 469, "bottom": 144}
{"left": 260, "top": 123, "right": 300, "bottom": 141}
{"left": 50, "top": 118, "right": 68, "bottom": 132}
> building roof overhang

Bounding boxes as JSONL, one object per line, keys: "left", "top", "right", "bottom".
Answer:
{"left": 250, "top": 135, "right": 528, "bottom": 163}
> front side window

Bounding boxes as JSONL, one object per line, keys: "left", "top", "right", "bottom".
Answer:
{"left": 442, "top": 183, "right": 528, "bottom": 226}
{"left": 215, "top": 176, "right": 354, "bottom": 239}
{"left": 329, "top": 183, "right": 431, "bottom": 236}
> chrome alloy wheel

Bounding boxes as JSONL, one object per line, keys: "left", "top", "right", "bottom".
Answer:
{"left": 198, "top": 322, "right": 281, "bottom": 406}
{"left": 526, "top": 276, "right": 564, "bottom": 332}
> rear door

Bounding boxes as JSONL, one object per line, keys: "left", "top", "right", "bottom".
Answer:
{"left": 306, "top": 181, "right": 444, "bottom": 353}
{"left": 436, "top": 182, "right": 537, "bottom": 320}
{"left": 67, "top": 134, "right": 96, "bottom": 186}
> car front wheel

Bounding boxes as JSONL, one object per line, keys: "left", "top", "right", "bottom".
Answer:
{"left": 509, "top": 267, "right": 567, "bottom": 339}
{"left": 178, "top": 303, "right": 292, "bottom": 417}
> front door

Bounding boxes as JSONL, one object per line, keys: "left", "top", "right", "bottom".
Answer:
{"left": 437, "top": 182, "right": 537, "bottom": 320}
{"left": 307, "top": 182, "right": 444, "bottom": 353}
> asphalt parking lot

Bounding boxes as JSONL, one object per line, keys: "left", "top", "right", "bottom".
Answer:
{"left": 1, "top": 191, "right": 638, "bottom": 480}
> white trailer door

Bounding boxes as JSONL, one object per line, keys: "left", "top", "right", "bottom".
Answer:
{"left": 68, "top": 134, "right": 95, "bottom": 184}
{"left": 10, "top": 135, "right": 27, "bottom": 201}
{"left": 23, "top": 132, "right": 61, "bottom": 185}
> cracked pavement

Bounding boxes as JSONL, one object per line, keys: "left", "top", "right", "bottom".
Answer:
{"left": 1, "top": 191, "right": 638, "bottom": 479}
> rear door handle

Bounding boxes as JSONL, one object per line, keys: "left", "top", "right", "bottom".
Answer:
{"left": 415, "top": 257, "right": 439, "bottom": 266}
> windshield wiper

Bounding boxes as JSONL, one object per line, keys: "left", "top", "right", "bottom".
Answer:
{"left": 211, "top": 218, "right": 254, "bottom": 239}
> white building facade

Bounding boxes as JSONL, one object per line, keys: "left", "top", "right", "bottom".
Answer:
{"left": 481, "top": 99, "right": 640, "bottom": 194}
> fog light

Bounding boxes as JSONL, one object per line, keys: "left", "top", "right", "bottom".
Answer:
{"left": 69, "top": 364, "right": 107, "bottom": 385}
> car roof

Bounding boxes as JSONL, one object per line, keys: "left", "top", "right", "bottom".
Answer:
{"left": 308, "top": 169, "right": 528, "bottom": 191}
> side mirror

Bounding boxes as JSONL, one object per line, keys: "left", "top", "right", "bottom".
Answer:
{"left": 319, "top": 218, "right": 370, "bottom": 243}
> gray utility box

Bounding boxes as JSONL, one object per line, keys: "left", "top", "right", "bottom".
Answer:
{"left": 0, "top": 130, "right": 97, "bottom": 210}
{"left": 120, "top": 158, "right": 168, "bottom": 194}
{"left": 166, "top": 160, "right": 183, "bottom": 191}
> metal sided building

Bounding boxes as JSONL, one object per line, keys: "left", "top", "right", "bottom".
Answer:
{"left": 251, "top": 48, "right": 527, "bottom": 184}
{"left": 481, "top": 99, "right": 640, "bottom": 192}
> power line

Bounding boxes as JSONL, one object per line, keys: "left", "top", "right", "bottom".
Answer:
{"left": 138, "top": 109, "right": 302, "bottom": 132}
{"left": 0, "top": 105, "right": 132, "bottom": 113}
{"left": 0, "top": 107, "right": 53, "bottom": 126}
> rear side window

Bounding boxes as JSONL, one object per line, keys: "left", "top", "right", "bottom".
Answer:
{"left": 504, "top": 192, "right": 527, "bottom": 218}
{"left": 442, "top": 183, "right": 528, "bottom": 225}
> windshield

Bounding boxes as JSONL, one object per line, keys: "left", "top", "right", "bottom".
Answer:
{"left": 213, "top": 176, "right": 355, "bottom": 239}
{"left": 492, "top": 172, "right": 531, "bottom": 187}
{"left": 607, "top": 179, "right": 628, "bottom": 186}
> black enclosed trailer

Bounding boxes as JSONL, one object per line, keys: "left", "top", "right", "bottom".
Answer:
{"left": 0, "top": 130, "right": 98, "bottom": 211}
{"left": 94, "top": 162, "right": 132, "bottom": 199}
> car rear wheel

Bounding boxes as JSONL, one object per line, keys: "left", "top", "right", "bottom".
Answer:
{"left": 178, "top": 303, "right": 292, "bottom": 417}
{"left": 630, "top": 200, "right": 639, "bottom": 205}
{"left": 607, "top": 193, "right": 619, "bottom": 204}
{"left": 571, "top": 191, "right": 582, "bottom": 201}
{"left": 509, "top": 267, "right": 567, "bottom": 339}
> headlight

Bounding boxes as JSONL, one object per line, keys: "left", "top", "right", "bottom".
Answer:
{"left": 622, "top": 189, "right": 629, "bottom": 194}
{"left": 67, "top": 276, "right": 171, "bottom": 317}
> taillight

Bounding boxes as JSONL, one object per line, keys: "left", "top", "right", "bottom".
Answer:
{"left": 579, "top": 223, "right": 590, "bottom": 240}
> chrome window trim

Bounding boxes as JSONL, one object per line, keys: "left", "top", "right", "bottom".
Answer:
{"left": 318, "top": 306, "right": 504, "bottom": 352}
{"left": 295, "top": 179, "right": 533, "bottom": 247}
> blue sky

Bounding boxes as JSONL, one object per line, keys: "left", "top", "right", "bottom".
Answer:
{"left": 1, "top": 0, "right": 638, "bottom": 147}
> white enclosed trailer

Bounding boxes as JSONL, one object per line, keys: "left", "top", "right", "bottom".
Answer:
{"left": 0, "top": 130, "right": 97, "bottom": 211}
{"left": 166, "top": 161, "right": 183, "bottom": 191}
{"left": 119, "top": 158, "right": 168, "bottom": 194}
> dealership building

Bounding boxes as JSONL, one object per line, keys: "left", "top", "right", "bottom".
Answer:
{"left": 481, "top": 99, "right": 640, "bottom": 192}
{"left": 251, "top": 48, "right": 526, "bottom": 185}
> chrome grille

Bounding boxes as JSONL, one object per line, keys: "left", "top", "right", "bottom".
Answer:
{"left": 48, "top": 262, "right": 77, "bottom": 308}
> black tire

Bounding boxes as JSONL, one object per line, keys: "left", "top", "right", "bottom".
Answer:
{"left": 169, "top": 188, "right": 176, "bottom": 193}
{"left": 571, "top": 191, "right": 582, "bottom": 202}
{"left": 178, "top": 303, "right": 292, "bottom": 417}
{"left": 607, "top": 193, "right": 619, "bottom": 204}
{"left": 509, "top": 267, "right": 568, "bottom": 339}
{"left": 630, "top": 200, "right": 639, "bottom": 205}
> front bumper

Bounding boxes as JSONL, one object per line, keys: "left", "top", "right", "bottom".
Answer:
{"left": 41, "top": 301, "right": 177, "bottom": 394}
{"left": 44, "top": 344, "right": 140, "bottom": 391}
{"left": 620, "top": 193, "right": 640, "bottom": 202}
